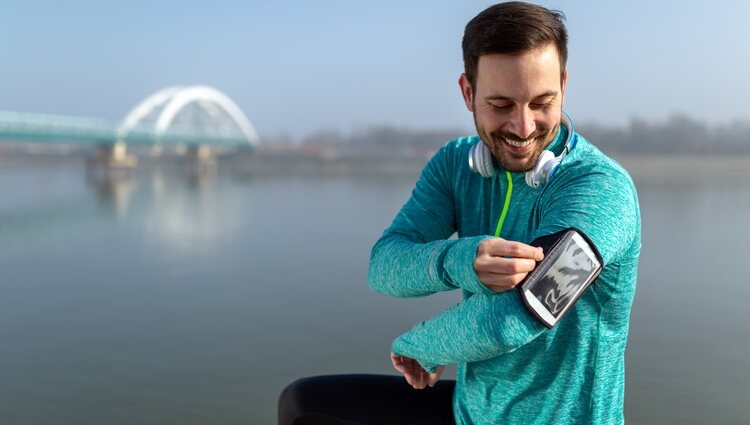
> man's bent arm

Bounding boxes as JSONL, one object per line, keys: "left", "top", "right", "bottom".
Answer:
{"left": 369, "top": 143, "right": 495, "bottom": 298}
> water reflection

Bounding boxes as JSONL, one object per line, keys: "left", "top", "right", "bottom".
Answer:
{"left": 87, "top": 164, "right": 245, "bottom": 256}
{"left": 1, "top": 161, "right": 748, "bottom": 425}
{"left": 87, "top": 169, "right": 136, "bottom": 218}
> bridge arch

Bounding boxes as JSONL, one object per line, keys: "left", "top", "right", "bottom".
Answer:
{"left": 118, "top": 85, "right": 260, "bottom": 146}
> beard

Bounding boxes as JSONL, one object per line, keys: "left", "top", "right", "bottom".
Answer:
{"left": 473, "top": 113, "right": 558, "bottom": 173}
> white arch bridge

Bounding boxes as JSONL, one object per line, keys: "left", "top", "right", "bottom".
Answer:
{"left": 0, "top": 85, "right": 260, "bottom": 165}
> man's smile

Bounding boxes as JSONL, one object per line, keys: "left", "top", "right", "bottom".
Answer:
{"left": 503, "top": 138, "right": 535, "bottom": 148}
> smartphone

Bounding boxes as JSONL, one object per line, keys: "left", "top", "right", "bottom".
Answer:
{"left": 520, "top": 229, "right": 602, "bottom": 328}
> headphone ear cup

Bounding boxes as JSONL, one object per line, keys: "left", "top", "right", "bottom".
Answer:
{"left": 469, "top": 142, "right": 497, "bottom": 178}
{"left": 544, "top": 157, "right": 562, "bottom": 182}
{"left": 525, "top": 150, "right": 556, "bottom": 188}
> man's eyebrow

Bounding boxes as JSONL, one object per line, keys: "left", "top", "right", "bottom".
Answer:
{"left": 485, "top": 91, "right": 558, "bottom": 101}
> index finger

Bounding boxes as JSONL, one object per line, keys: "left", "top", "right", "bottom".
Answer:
{"left": 486, "top": 239, "right": 544, "bottom": 261}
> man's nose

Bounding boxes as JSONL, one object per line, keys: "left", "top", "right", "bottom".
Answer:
{"left": 507, "top": 107, "right": 536, "bottom": 140}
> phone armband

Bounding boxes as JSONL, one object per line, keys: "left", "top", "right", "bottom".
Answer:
{"left": 519, "top": 228, "right": 603, "bottom": 328}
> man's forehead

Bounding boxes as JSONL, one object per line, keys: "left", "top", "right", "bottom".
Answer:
{"left": 475, "top": 46, "right": 563, "bottom": 99}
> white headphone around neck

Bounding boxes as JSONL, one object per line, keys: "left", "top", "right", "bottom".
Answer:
{"left": 468, "top": 111, "right": 577, "bottom": 188}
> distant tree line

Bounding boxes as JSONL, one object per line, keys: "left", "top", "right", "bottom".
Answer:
{"left": 296, "top": 115, "right": 749, "bottom": 155}
{"left": 578, "top": 115, "right": 750, "bottom": 155}
{"left": 300, "top": 127, "right": 467, "bottom": 153}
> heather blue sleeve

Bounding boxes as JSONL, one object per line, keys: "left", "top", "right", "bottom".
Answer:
{"left": 369, "top": 143, "right": 493, "bottom": 298}
{"left": 392, "top": 290, "right": 548, "bottom": 372}
{"left": 533, "top": 166, "right": 640, "bottom": 265}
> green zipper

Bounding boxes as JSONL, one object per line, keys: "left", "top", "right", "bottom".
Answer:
{"left": 494, "top": 171, "right": 513, "bottom": 238}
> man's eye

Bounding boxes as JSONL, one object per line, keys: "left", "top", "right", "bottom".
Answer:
{"left": 490, "top": 104, "right": 512, "bottom": 111}
{"left": 530, "top": 102, "right": 551, "bottom": 110}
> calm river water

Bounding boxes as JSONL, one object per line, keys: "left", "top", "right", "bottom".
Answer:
{"left": 0, "top": 159, "right": 747, "bottom": 424}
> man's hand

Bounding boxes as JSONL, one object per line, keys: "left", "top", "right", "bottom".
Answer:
{"left": 474, "top": 238, "right": 544, "bottom": 292}
{"left": 390, "top": 352, "right": 445, "bottom": 389}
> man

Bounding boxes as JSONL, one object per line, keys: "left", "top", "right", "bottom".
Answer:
{"left": 279, "top": 2, "right": 640, "bottom": 424}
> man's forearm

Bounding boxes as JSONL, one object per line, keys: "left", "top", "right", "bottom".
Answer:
{"left": 368, "top": 234, "right": 492, "bottom": 298}
{"left": 391, "top": 290, "right": 547, "bottom": 372}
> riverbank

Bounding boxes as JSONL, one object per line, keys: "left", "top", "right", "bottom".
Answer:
{"left": 3, "top": 150, "right": 750, "bottom": 179}
{"left": 613, "top": 154, "right": 750, "bottom": 179}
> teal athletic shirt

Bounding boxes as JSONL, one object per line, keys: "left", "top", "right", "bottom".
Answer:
{"left": 368, "top": 124, "right": 641, "bottom": 425}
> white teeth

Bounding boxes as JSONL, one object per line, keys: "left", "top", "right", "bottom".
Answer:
{"left": 504, "top": 138, "right": 533, "bottom": 148}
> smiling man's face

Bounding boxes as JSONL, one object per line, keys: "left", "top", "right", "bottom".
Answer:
{"left": 460, "top": 43, "right": 567, "bottom": 172}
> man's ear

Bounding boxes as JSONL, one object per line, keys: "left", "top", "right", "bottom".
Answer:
{"left": 459, "top": 74, "right": 474, "bottom": 112}
{"left": 561, "top": 68, "right": 568, "bottom": 105}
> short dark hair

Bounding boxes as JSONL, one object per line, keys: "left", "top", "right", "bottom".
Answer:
{"left": 462, "top": 2, "right": 568, "bottom": 90}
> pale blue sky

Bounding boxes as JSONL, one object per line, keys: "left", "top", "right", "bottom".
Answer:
{"left": 1, "top": 1, "right": 748, "bottom": 138}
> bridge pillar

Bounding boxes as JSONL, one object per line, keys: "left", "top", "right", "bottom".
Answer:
{"left": 187, "top": 144, "right": 216, "bottom": 169}
{"left": 91, "top": 141, "right": 137, "bottom": 168}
